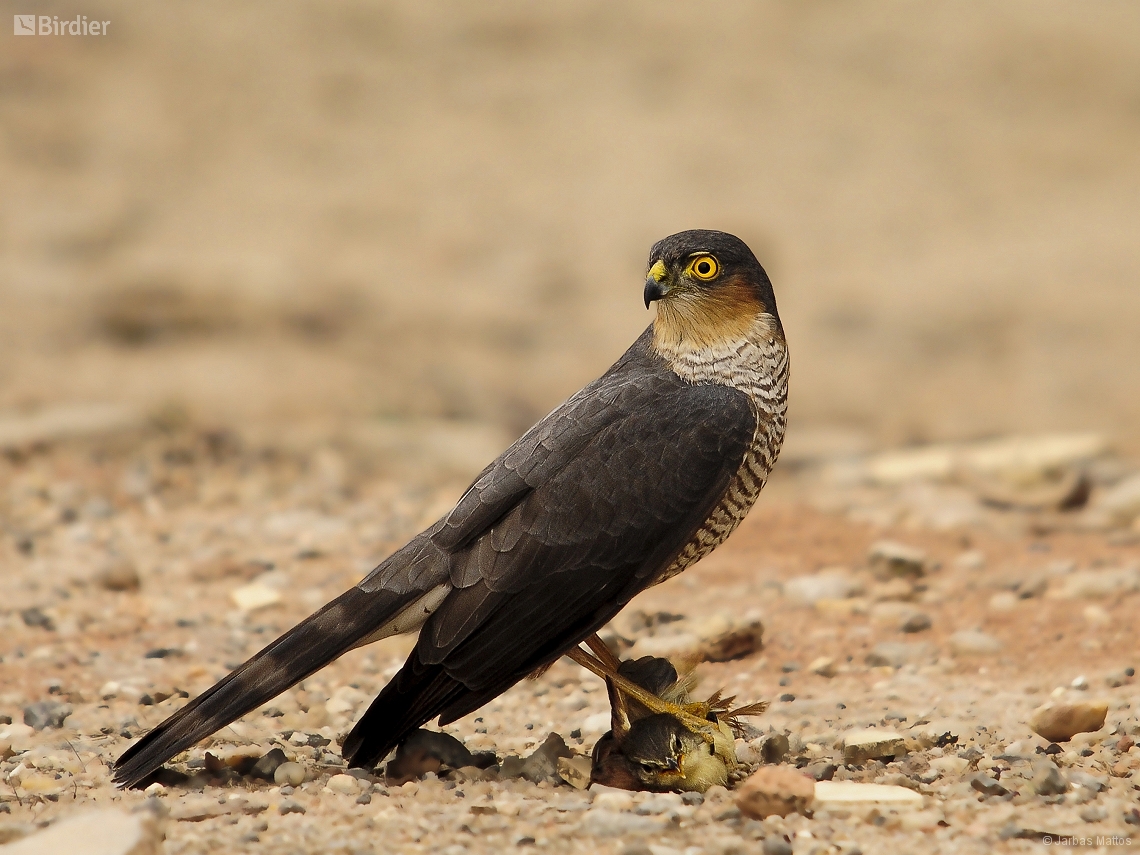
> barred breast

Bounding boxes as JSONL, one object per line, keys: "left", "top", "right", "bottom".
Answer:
{"left": 653, "top": 319, "right": 789, "bottom": 584}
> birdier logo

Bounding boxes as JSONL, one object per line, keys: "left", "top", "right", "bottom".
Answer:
{"left": 13, "top": 14, "right": 110, "bottom": 36}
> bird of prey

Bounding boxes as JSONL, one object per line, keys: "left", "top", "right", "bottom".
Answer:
{"left": 113, "top": 229, "right": 789, "bottom": 788}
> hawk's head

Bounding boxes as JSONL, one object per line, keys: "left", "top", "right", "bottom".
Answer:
{"left": 644, "top": 230, "right": 781, "bottom": 350}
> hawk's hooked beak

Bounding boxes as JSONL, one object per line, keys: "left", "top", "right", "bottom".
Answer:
{"left": 644, "top": 260, "right": 669, "bottom": 308}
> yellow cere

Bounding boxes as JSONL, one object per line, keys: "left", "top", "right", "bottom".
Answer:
{"left": 688, "top": 255, "right": 719, "bottom": 281}
{"left": 648, "top": 259, "right": 668, "bottom": 283}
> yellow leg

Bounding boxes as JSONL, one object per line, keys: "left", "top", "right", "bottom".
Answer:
{"left": 566, "top": 647, "right": 719, "bottom": 739}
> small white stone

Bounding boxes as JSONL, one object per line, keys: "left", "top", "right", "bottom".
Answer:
{"left": 274, "top": 762, "right": 306, "bottom": 786}
{"left": 1082, "top": 605, "right": 1111, "bottom": 626}
{"left": 988, "top": 592, "right": 1018, "bottom": 612}
{"left": 231, "top": 580, "right": 282, "bottom": 612}
{"left": 1071, "top": 675, "right": 1089, "bottom": 691}
{"left": 948, "top": 630, "right": 1003, "bottom": 656}
{"left": 813, "top": 781, "right": 923, "bottom": 808}
{"left": 0, "top": 808, "right": 160, "bottom": 855}
{"left": 325, "top": 773, "right": 359, "bottom": 795}
{"left": 842, "top": 729, "right": 904, "bottom": 765}
{"left": 591, "top": 788, "right": 635, "bottom": 812}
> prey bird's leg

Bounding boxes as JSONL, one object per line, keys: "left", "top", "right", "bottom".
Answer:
{"left": 584, "top": 633, "right": 622, "bottom": 672}
{"left": 566, "top": 647, "right": 716, "bottom": 738}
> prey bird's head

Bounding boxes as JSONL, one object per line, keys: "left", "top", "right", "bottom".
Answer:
{"left": 644, "top": 229, "right": 781, "bottom": 350}
{"left": 622, "top": 713, "right": 726, "bottom": 792}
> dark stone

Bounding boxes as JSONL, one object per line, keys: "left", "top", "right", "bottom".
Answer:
{"left": 250, "top": 748, "right": 289, "bottom": 780}
{"left": 144, "top": 648, "right": 182, "bottom": 659}
{"left": 20, "top": 608, "right": 54, "bottom": 631}
{"left": 778, "top": 694, "right": 795, "bottom": 703}
{"left": 517, "top": 732, "right": 572, "bottom": 784}
{"left": 901, "top": 613, "right": 932, "bottom": 633}
{"left": 761, "top": 836, "right": 793, "bottom": 855}
{"left": 761, "top": 732, "right": 791, "bottom": 764}
{"left": 806, "top": 761, "right": 838, "bottom": 781}
{"left": 23, "top": 701, "right": 72, "bottom": 730}
{"left": 970, "top": 773, "right": 1009, "bottom": 797}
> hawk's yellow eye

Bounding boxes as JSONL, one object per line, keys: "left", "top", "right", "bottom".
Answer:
{"left": 688, "top": 255, "right": 719, "bottom": 281}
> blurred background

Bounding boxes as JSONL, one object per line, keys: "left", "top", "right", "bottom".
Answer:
{"left": 2, "top": 0, "right": 1139, "bottom": 468}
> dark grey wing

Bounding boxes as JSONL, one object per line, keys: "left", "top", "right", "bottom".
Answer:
{"left": 343, "top": 373, "right": 756, "bottom": 766}
{"left": 427, "top": 376, "right": 756, "bottom": 682}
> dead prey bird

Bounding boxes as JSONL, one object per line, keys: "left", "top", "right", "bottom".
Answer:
{"left": 591, "top": 655, "right": 768, "bottom": 793}
{"left": 113, "top": 230, "right": 788, "bottom": 788}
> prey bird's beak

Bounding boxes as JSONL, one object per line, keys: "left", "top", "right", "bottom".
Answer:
{"left": 644, "top": 260, "right": 669, "bottom": 308}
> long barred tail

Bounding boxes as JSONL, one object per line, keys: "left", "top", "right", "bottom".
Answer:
{"left": 113, "top": 586, "right": 416, "bottom": 788}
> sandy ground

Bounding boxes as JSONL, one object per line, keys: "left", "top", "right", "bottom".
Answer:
{"left": 0, "top": 429, "right": 1138, "bottom": 853}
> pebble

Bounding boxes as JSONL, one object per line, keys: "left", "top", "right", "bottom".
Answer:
{"left": 591, "top": 788, "right": 635, "bottom": 812}
{"left": 1029, "top": 699, "right": 1108, "bottom": 742}
{"left": 278, "top": 800, "right": 306, "bottom": 815}
{"left": 1094, "top": 472, "right": 1140, "bottom": 525}
{"left": 761, "top": 836, "right": 794, "bottom": 855}
{"left": 1079, "top": 804, "right": 1108, "bottom": 823}
{"left": 556, "top": 755, "right": 592, "bottom": 790}
{"left": 250, "top": 747, "right": 289, "bottom": 780}
{"left": 929, "top": 756, "right": 968, "bottom": 775}
{"left": 0, "top": 808, "right": 160, "bottom": 855}
{"left": 95, "top": 559, "right": 141, "bottom": 592}
{"left": 954, "top": 550, "right": 986, "bottom": 570}
{"left": 1031, "top": 759, "right": 1068, "bottom": 795}
{"left": 734, "top": 765, "right": 815, "bottom": 819}
{"left": 326, "top": 773, "right": 360, "bottom": 795}
{"left": 843, "top": 729, "right": 904, "bottom": 765}
{"left": 501, "top": 732, "right": 572, "bottom": 785}
{"left": 1046, "top": 567, "right": 1140, "bottom": 600}
{"left": 947, "top": 630, "right": 1003, "bottom": 656}
{"left": 865, "top": 642, "right": 928, "bottom": 668}
{"left": 988, "top": 592, "right": 1018, "bottom": 612}
{"left": 23, "top": 701, "right": 72, "bottom": 731}
{"left": 695, "top": 614, "right": 765, "bottom": 662}
{"left": 274, "top": 762, "right": 306, "bottom": 786}
{"left": 1066, "top": 769, "right": 1107, "bottom": 793}
{"left": 578, "top": 809, "right": 664, "bottom": 836}
{"left": 231, "top": 579, "right": 283, "bottom": 612}
{"left": 812, "top": 781, "right": 923, "bottom": 809}
{"left": 783, "top": 569, "right": 859, "bottom": 605}
{"left": 900, "top": 612, "right": 932, "bottom": 633}
{"left": 969, "top": 773, "right": 1009, "bottom": 797}
{"left": 809, "top": 656, "right": 837, "bottom": 678}
{"left": 868, "top": 541, "right": 926, "bottom": 580}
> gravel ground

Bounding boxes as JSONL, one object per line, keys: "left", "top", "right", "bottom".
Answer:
{"left": 0, "top": 428, "right": 1138, "bottom": 854}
